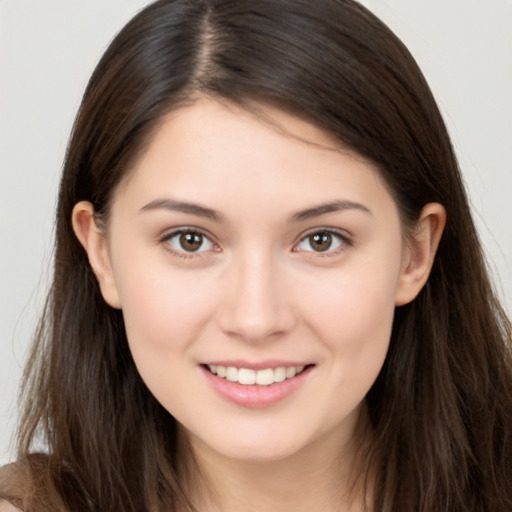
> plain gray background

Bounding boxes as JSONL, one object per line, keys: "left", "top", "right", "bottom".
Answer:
{"left": 1, "top": 0, "right": 511, "bottom": 464}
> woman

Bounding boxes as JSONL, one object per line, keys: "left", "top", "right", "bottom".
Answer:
{"left": 1, "top": 0, "right": 511, "bottom": 511}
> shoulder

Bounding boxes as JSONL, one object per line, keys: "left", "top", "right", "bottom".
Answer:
{"left": 0, "top": 460, "right": 29, "bottom": 511}
{"left": 0, "top": 454, "right": 63, "bottom": 511}
{"left": 1, "top": 454, "right": 82, "bottom": 512}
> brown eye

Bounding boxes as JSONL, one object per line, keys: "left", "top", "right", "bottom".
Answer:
{"left": 308, "top": 232, "right": 333, "bottom": 252}
{"left": 180, "top": 232, "right": 204, "bottom": 252}
{"left": 164, "top": 230, "right": 215, "bottom": 254}
{"left": 296, "top": 230, "right": 346, "bottom": 253}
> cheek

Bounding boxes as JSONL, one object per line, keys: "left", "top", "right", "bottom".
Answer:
{"left": 111, "top": 254, "right": 219, "bottom": 381}
{"left": 302, "top": 255, "right": 399, "bottom": 338}
{"left": 116, "top": 267, "right": 224, "bottom": 418}
{"left": 298, "top": 255, "right": 401, "bottom": 397}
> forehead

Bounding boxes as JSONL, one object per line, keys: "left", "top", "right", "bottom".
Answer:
{"left": 111, "top": 97, "right": 394, "bottom": 219}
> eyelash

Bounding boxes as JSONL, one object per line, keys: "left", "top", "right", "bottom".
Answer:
{"left": 293, "top": 228, "right": 352, "bottom": 257}
{"left": 160, "top": 228, "right": 219, "bottom": 259}
{"left": 159, "top": 227, "right": 352, "bottom": 259}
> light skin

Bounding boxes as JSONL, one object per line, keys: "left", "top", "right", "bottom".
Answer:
{"left": 72, "top": 97, "right": 445, "bottom": 512}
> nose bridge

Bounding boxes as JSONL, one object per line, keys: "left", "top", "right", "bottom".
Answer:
{"left": 218, "top": 247, "right": 295, "bottom": 341}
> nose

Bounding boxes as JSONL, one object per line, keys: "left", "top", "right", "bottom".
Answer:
{"left": 217, "top": 251, "right": 297, "bottom": 342}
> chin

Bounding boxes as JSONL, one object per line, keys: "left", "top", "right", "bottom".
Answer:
{"left": 214, "top": 439, "right": 309, "bottom": 463}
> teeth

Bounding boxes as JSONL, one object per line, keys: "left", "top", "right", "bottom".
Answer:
{"left": 226, "top": 366, "right": 238, "bottom": 382}
{"left": 256, "top": 368, "right": 274, "bottom": 386}
{"left": 286, "top": 367, "right": 297, "bottom": 379}
{"left": 207, "top": 364, "right": 307, "bottom": 386}
{"left": 238, "top": 368, "right": 256, "bottom": 385}
{"left": 274, "top": 367, "right": 286, "bottom": 382}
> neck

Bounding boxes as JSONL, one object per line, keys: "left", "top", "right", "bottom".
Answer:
{"left": 177, "top": 410, "right": 372, "bottom": 512}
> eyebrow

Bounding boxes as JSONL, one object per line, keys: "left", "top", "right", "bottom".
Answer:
{"left": 139, "top": 198, "right": 371, "bottom": 223}
{"left": 140, "top": 199, "right": 222, "bottom": 221}
{"left": 290, "top": 200, "right": 372, "bottom": 222}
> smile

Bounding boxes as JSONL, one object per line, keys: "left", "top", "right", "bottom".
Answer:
{"left": 207, "top": 364, "right": 306, "bottom": 386}
{"left": 201, "top": 363, "right": 314, "bottom": 408}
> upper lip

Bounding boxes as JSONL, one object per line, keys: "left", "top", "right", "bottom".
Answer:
{"left": 201, "top": 360, "right": 313, "bottom": 370}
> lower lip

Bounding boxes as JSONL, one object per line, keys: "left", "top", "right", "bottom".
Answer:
{"left": 201, "top": 365, "right": 313, "bottom": 409}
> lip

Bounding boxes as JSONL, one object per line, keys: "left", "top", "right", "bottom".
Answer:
{"left": 203, "top": 359, "right": 311, "bottom": 370}
{"left": 200, "top": 363, "right": 314, "bottom": 409}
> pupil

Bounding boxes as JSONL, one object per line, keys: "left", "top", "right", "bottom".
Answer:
{"left": 310, "top": 232, "right": 332, "bottom": 252}
{"left": 180, "top": 232, "right": 203, "bottom": 252}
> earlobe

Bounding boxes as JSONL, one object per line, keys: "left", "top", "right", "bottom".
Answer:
{"left": 71, "top": 201, "right": 122, "bottom": 309}
{"left": 395, "top": 203, "right": 446, "bottom": 306}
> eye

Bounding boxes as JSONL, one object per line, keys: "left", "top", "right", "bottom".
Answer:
{"left": 163, "top": 229, "right": 216, "bottom": 254}
{"left": 295, "top": 230, "right": 348, "bottom": 254}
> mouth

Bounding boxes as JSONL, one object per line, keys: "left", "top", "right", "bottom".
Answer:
{"left": 202, "top": 364, "right": 312, "bottom": 386}
{"left": 200, "top": 363, "right": 314, "bottom": 408}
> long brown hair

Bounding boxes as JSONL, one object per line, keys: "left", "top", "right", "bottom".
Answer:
{"left": 5, "top": 0, "right": 512, "bottom": 510}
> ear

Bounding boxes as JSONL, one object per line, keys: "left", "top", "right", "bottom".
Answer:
{"left": 395, "top": 203, "right": 446, "bottom": 306}
{"left": 71, "top": 201, "right": 122, "bottom": 309}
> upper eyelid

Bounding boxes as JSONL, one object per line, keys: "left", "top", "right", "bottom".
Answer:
{"left": 160, "top": 226, "right": 217, "bottom": 242}
{"left": 295, "top": 226, "right": 352, "bottom": 243}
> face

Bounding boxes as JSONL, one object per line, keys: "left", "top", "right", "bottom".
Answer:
{"left": 86, "top": 98, "right": 417, "bottom": 462}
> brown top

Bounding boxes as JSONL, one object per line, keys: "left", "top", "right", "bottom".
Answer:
{"left": 0, "top": 455, "right": 70, "bottom": 512}
{"left": 0, "top": 462, "right": 26, "bottom": 511}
